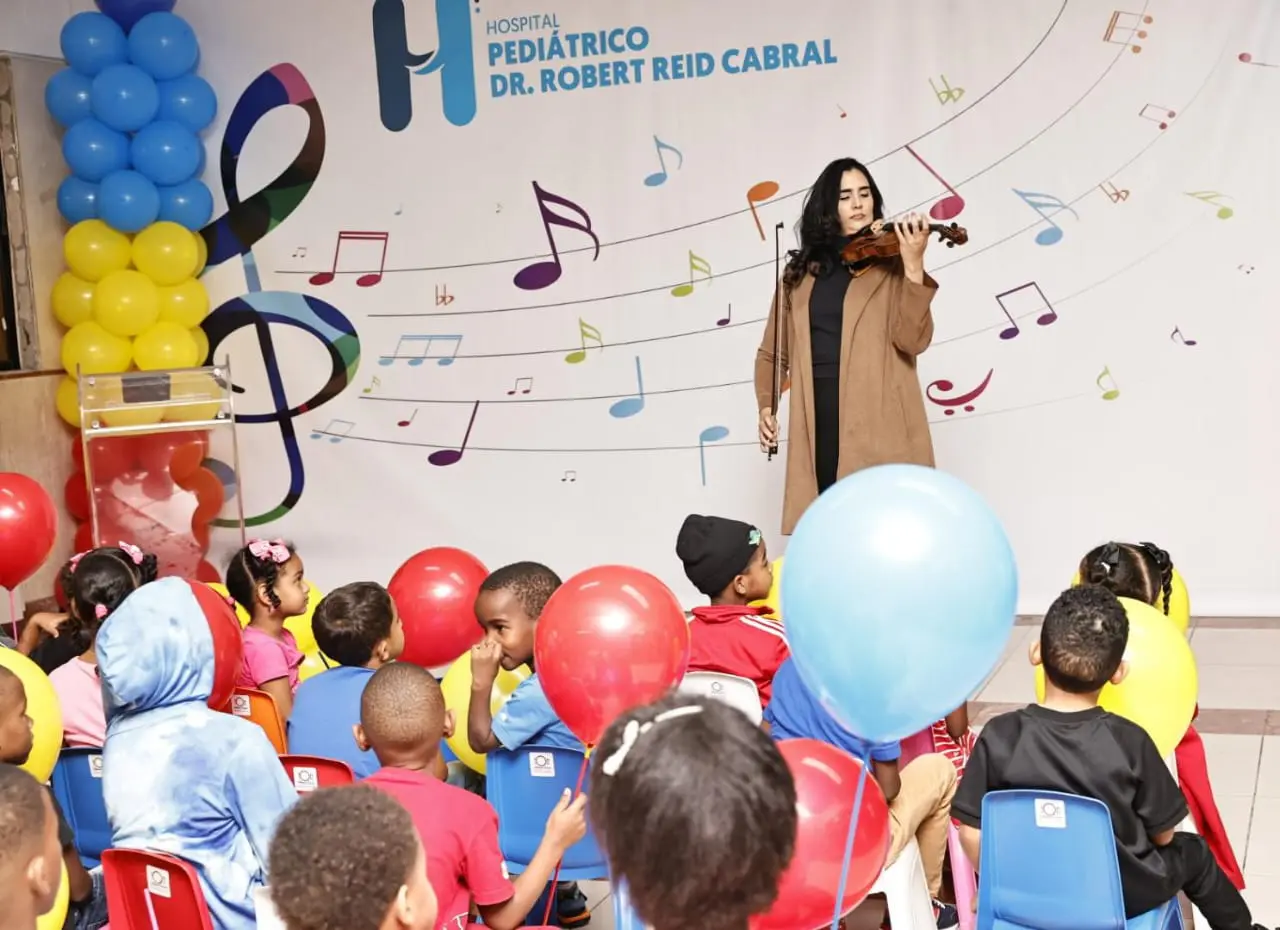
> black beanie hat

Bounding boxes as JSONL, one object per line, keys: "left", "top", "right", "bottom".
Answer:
{"left": 676, "top": 514, "right": 763, "bottom": 597}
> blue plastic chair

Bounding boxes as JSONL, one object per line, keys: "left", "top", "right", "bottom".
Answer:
{"left": 976, "top": 790, "right": 1184, "bottom": 930}
{"left": 50, "top": 747, "right": 111, "bottom": 870}
{"left": 612, "top": 880, "right": 650, "bottom": 930}
{"left": 485, "top": 745, "right": 607, "bottom": 881}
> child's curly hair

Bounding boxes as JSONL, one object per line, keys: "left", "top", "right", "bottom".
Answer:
{"left": 226, "top": 538, "right": 296, "bottom": 613}
{"left": 57, "top": 543, "right": 158, "bottom": 652}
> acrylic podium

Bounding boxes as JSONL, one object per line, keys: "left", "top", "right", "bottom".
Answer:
{"left": 77, "top": 364, "right": 246, "bottom": 581}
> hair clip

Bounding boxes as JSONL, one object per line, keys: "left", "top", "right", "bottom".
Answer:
{"left": 116, "top": 541, "right": 145, "bottom": 565}
{"left": 748, "top": 528, "right": 763, "bottom": 547}
{"left": 601, "top": 704, "right": 704, "bottom": 777}
{"left": 67, "top": 550, "right": 90, "bottom": 572}
{"left": 247, "top": 538, "right": 290, "bottom": 564}
{"left": 94, "top": 603, "right": 108, "bottom": 620}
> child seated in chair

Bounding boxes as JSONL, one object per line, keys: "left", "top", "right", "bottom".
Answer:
{"left": 0, "top": 764, "right": 65, "bottom": 930}
{"left": 590, "top": 693, "right": 797, "bottom": 930}
{"left": 676, "top": 515, "right": 789, "bottom": 710}
{"left": 953, "top": 585, "right": 1265, "bottom": 929}
{"left": 98, "top": 577, "right": 298, "bottom": 930}
{"left": 361, "top": 662, "right": 587, "bottom": 930}
{"left": 288, "top": 581, "right": 405, "bottom": 779}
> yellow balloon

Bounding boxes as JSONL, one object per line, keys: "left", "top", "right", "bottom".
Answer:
{"left": 163, "top": 373, "right": 223, "bottom": 423}
{"left": 64, "top": 220, "right": 131, "bottom": 282}
{"left": 157, "top": 278, "right": 210, "bottom": 329}
{"left": 1034, "top": 597, "right": 1196, "bottom": 757}
{"left": 132, "top": 321, "right": 199, "bottom": 371}
{"left": 0, "top": 651, "right": 63, "bottom": 783}
{"left": 55, "top": 376, "right": 81, "bottom": 428}
{"left": 209, "top": 581, "right": 322, "bottom": 654}
{"left": 35, "top": 862, "right": 69, "bottom": 930}
{"left": 441, "top": 655, "right": 530, "bottom": 774}
{"left": 93, "top": 269, "right": 160, "bottom": 337}
{"left": 61, "top": 321, "right": 132, "bottom": 377}
{"left": 52, "top": 273, "right": 96, "bottom": 328}
{"left": 1070, "top": 568, "right": 1190, "bottom": 635}
{"left": 298, "top": 649, "right": 334, "bottom": 682}
{"left": 190, "top": 325, "right": 209, "bottom": 365}
{"left": 748, "top": 556, "right": 784, "bottom": 621}
{"left": 133, "top": 221, "right": 199, "bottom": 286}
{"left": 192, "top": 230, "right": 208, "bottom": 278}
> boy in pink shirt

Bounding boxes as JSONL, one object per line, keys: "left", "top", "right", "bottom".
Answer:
{"left": 359, "top": 663, "right": 586, "bottom": 930}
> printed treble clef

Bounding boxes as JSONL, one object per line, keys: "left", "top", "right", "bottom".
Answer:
{"left": 198, "top": 64, "right": 360, "bottom": 527}
{"left": 925, "top": 368, "right": 994, "bottom": 416}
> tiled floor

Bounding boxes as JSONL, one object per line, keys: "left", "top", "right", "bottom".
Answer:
{"left": 582, "top": 618, "right": 1280, "bottom": 929}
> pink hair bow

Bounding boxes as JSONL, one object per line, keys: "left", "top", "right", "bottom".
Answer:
{"left": 67, "top": 551, "right": 90, "bottom": 572}
{"left": 94, "top": 604, "right": 108, "bottom": 620}
{"left": 117, "top": 541, "right": 144, "bottom": 565}
{"left": 247, "top": 538, "right": 290, "bottom": 564}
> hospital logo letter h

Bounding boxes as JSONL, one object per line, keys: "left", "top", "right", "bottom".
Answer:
{"left": 372, "top": 0, "right": 477, "bottom": 131}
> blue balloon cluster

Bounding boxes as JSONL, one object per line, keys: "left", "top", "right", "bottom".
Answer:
{"left": 47, "top": 6, "right": 216, "bottom": 234}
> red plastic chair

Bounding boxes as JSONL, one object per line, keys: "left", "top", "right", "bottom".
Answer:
{"left": 279, "top": 754, "right": 355, "bottom": 792}
{"left": 102, "top": 848, "right": 214, "bottom": 930}
{"left": 226, "top": 687, "right": 287, "bottom": 754}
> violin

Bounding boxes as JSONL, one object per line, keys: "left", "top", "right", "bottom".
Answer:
{"left": 840, "top": 220, "right": 968, "bottom": 267}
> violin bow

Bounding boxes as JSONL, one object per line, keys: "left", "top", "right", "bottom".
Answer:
{"left": 769, "top": 221, "right": 785, "bottom": 460}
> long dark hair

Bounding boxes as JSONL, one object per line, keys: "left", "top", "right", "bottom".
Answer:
{"left": 782, "top": 157, "right": 886, "bottom": 289}
{"left": 1079, "top": 541, "right": 1174, "bottom": 615}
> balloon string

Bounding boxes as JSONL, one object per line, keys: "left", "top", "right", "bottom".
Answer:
{"left": 539, "top": 751, "right": 592, "bottom": 927}
{"left": 7, "top": 589, "right": 16, "bottom": 645}
{"left": 830, "top": 748, "right": 872, "bottom": 930}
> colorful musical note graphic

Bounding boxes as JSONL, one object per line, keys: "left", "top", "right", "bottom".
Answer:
{"left": 362, "top": 376, "right": 381, "bottom": 394}
{"left": 1103, "top": 11, "right": 1152, "bottom": 52}
{"left": 512, "top": 182, "right": 600, "bottom": 290}
{"left": 1100, "top": 181, "right": 1129, "bottom": 202}
{"left": 435, "top": 284, "right": 454, "bottom": 305}
{"left": 1013, "top": 190, "right": 1077, "bottom": 245}
{"left": 1096, "top": 366, "right": 1121, "bottom": 401}
{"left": 1238, "top": 52, "right": 1279, "bottom": 68}
{"left": 994, "top": 281, "right": 1057, "bottom": 339}
{"left": 1139, "top": 104, "right": 1176, "bottom": 129}
{"left": 746, "top": 181, "right": 779, "bottom": 240}
{"left": 926, "top": 369, "right": 994, "bottom": 415}
{"left": 905, "top": 145, "right": 965, "bottom": 221}
{"left": 428, "top": 400, "right": 478, "bottom": 466}
{"left": 1184, "top": 191, "right": 1233, "bottom": 219}
{"left": 561, "top": 470, "right": 577, "bottom": 483}
{"left": 643, "top": 135, "right": 684, "bottom": 187}
{"left": 698, "top": 425, "right": 729, "bottom": 486}
{"left": 671, "top": 251, "right": 713, "bottom": 297}
{"left": 1170, "top": 327, "right": 1198, "bottom": 346}
{"left": 717, "top": 303, "right": 732, "bottom": 327}
{"left": 397, "top": 408, "right": 418, "bottom": 427}
{"left": 836, "top": 104, "right": 847, "bottom": 119}
{"left": 378, "top": 334, "right": 463, "bottom": 366}
{"left": 928, "top": 74, "right": 964, "bottom": 104}
{"left": 506, "top": 376, "right": 533, "bottom": 395}
{"left": 309, "top": 418, "right": 354, "bottom": 442}
{"left": 291, "top": 246, "right": 307, "bottom": 258}
{"left": 565, "top": 318, "right": 604, "bottom": 364}
{"left": 609, "top": 357, "right": 646, "bottom": 419}
{"left": 308, "top": 231, "right": 389, "bottom": 287}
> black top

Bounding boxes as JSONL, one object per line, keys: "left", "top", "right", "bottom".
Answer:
{"left": 953, "top": 705, "right": 1188, "bottom": 913}
{"left": 28, "top": 633, "right": 86, "bottom": 677}
{"left": 808, "top": 243, "right": 853, "bottom": 379}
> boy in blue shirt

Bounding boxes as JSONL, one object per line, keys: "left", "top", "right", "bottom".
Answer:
{"left": 466, "top": 561, "right": 589, "bottom": 926}
{"left": 288, "top": 582, "right": 406, "bottom": 779}
{"left": 765, "top": 658, "right": 958, "bottom": 929}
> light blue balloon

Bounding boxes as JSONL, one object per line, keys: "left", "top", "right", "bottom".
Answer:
{"left": 126, "top": 11, "right": 199, "bottom": 81}
{"left": 60, "top": 12, "right": 128, "bottom": 77}
{"left": 156, "top": 73, "right": 217, "bottom": 133}
{"left": 780, "top": 464, "right": 1018, "bottom": 743}
{"left": 99, "top": 170, "right": 161, "bottom": 233}
{"left": 90, "top": 63, "right": 159, "bottom": 132}
{"left": 62, "top": 118, "right": 131, "bottom": 182}
{"left": 57, "top": 176, "right": 100, "bottom": 224}
{"left": 45, "top": 68, "right": 94, "bottom": 127}
{"left": 157, "top": 179, "right": 213, "bottom": 230}
{"left": 130, "top": 120, "right": 201, "bottom": 186}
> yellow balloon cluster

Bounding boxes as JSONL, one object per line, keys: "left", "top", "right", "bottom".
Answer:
{"left": 56, "top": 219, "right": 212, "bottom": 428}
{"left": 440, "top": 653, "right": 531, "bottom": 774}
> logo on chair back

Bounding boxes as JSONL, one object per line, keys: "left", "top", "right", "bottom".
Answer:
{"left": 89, "top": 756, "right": 105, "bottom": 779}
{"left": 372, "top": 0, "right": 478, "bottom": 131}
{"left": 147, "top": 867, "right": 172, "bottom": 898}
{"left": 231, "top": 694, "right": 251, "bottom": 716}
{"left": 293, "top": 767, "right": 318, "bottom": 792}
{"left": 529, "top": 752, "right": 555, "bottom": 778}
{"left": 1034, "top": 798, "right": 1066, "bottom": 829}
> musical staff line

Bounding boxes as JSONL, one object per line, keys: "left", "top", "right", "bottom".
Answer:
{"left": 358, "top": 377, "right": 757, "bottom": 406}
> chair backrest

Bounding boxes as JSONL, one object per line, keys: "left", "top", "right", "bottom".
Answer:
{"left": 49, "top": 747, "right": 111, "bottom": 868}
{"left": 102, "top": 848, "right": 215, "bottom": 930}
{"left": 677, "top": 671, "right": 763, "bottom": 724}
{"left": 279, "top": 754, "right": 355, "bottom": 792}
{"left": 486, "top": 745, "right": 606, "bottom": 879}
{"left": 976, "top": 790, "right": 1128, "bottom": 930}
{"left": 612, "top": 880, "right": 652, "bottom": 930}
{"left": 228, "top": 688, "right": 287, "bottom": 754}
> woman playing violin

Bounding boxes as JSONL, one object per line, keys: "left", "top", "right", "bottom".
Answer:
{"left": 756, "top": 157, "right": 939, "bottom": 535}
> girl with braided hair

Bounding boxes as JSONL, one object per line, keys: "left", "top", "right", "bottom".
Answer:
{"left": 1078, "top": 541, "right": 1245, "bottom": 891}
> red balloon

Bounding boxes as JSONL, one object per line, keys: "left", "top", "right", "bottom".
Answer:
{"left": 138, "top": 430, "right": 208, "bottom": 483}
{"left": 534, "top": 565, "right": 689, "bottom": 747}
{"left": 387, "top": 547, "right": 489, "bottom": 668}
{"left": 751, "top": 740, "right": 891, "bottom": 930}
{"left": 179, "top": 467, "right": 224, "bottom": 523}
{"left": 73, "top": 521, "right": 95, "bottom": 553}
{"left": 0, "top": 473, "right": 57, "bottom": 589}
{"left": 65, "top": 471, "right": 91, "bottom": 522}
{"left": 181, "top": 578, "right": 244, "bottom": 709}
{"left": 193, "top": 559, "right": 221, "bottom": 584}
{"left": 84, "top": 436, "right": 141, "bottom": 484}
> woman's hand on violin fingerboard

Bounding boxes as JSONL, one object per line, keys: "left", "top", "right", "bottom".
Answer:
{"left": 894, "top": 212, "right": 929, "bottom": 281}
{"left": 758, "top": 408, "right": 779, "bottom": 451}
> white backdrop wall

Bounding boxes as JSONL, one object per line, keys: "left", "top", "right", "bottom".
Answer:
{"left": 18, "top": 0, "right": 1280, "bottom": 614}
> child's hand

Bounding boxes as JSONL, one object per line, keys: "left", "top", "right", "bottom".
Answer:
{"left": 470, "top": 639, "right": 502, "bottom": 688}
{"left": 30, "top": 612, "right": 69, "bottom": 638}
{"left": 544, "top": 789, "right": 588, "bottom": 850}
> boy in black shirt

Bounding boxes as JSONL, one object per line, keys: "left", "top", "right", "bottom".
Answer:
{"left": 953, "top": 586, "right": 1265, "bottom": 930}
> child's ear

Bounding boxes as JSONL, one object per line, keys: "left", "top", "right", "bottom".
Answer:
{"left": 1028, "top": 640, "right": 1043, "bottom": 667}
{"left": 254, "top": 581, "right": 273, "bottom": 609}
{"left": 1110, "top": 659, "right": 1130, "bottom": 686}
{"left": 26, "top": 850, "right": 56, "bottom": 902}
{"left": 442, "top": 708, "right": 456, "bottom": 740}
{"left": 354, "top": 723, "right": 371, "bottom": 753}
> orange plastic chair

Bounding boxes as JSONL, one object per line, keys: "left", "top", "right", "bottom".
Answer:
{"left": 227, "top": 687, "right": 287, "bottom": 754}
{"left": 279, "top": 754, "right": 355, "bottom": 792}
{"left": 102, "top": 848, "right": 215, "bottom": 930}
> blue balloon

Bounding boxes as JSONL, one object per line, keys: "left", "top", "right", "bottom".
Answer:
{"left": 57, "top": 176, "right": 100, "bottom": 224}
{"left": 45, "top": 68, "right": 94, "bottom": 127}
{"left": 96, "top": 0, "right": 176, "bottom": 34}
{"left": 157, "top": 179, "right": 213, "bottom": 230}
{"left": 780, "top": 465, "right": 1018, "bottom": 743}
{"left": 62, "top": 118, "right": 131, "bottom": 182}
{"left": 60, "top": 12, "right": 128, "bottom": 77}
{"left": 99, "top": 170, "right": 161, "bottom": 233}
{"left": 126, "top": 12, "right": 199, "bottom": 81}
{"left": 90, "top": 63, "right": 159, "bottom": 132}
{"left": 130, "top": 120, "right": 201, "bottom": 185}
{"left": 156, "top": 74, "right": 217, "bottom": 133}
